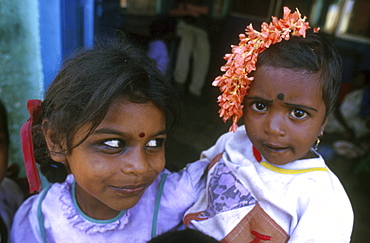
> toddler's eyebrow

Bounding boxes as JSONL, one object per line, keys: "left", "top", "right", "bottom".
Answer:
{"left": 284, "top": 102, "right": 318, "bottom": 112}
{"left": 246, "top": 96, "right": 273, "bottom": 103}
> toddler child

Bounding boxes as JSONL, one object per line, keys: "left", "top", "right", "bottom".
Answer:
{"left": 183, "top": 7, "right": 354, "bottom": 242}
{"left": 10, "top": 38, "right": 209, "bottom": 242}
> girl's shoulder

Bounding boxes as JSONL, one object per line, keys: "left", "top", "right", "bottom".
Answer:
{"left": 11, "top": 175, "right": 134, "bottom": 241}
{"left": 13, "top": 177, "right": 71, "bottom": 220}
{"left": 10, "top": 180, "right": 66, "bottom": 242}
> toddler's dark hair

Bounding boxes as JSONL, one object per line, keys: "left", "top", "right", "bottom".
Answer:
{"left": 148, "top": 228, "right": 220, "bottom": 243}
{"left": 33, "top": 37, "right": 181, "bottom": 183}
{"left": 257, "top": 31, "right": 342, "bottom": 116}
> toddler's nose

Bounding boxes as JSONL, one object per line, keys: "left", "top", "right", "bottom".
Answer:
{"left": 264, "top": 113, "right": 287, "bottom": 137}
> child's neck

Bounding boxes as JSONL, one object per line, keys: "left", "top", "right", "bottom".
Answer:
{"left": 300, "top": 149, "right": 319, "bottom": 160}
{"left": 74, "top": 182, "right": 122, "bottom": 220}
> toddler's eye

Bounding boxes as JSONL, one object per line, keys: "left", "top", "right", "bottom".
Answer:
{"left": 290, "top": 109, "right": 309, "bottom": 119}
{"left": 252, "top": 102, "right": 267, "bottom": 111}
{"left": 146, "top": 138, "right": 165, "bottom": 148}
{"left": 103, "top": 139, "right": 123, "bottom": 148}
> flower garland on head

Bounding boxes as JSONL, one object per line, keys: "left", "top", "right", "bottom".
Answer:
{"left": 213, "top": 6, "right": 320, "bottom": 132}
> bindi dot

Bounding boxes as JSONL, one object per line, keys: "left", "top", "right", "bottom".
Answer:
{"left": 139, "top": 132, "right": 145, "bottom": 138}
{"left": 277, "top": 93, "right": 285, "bottom": 101}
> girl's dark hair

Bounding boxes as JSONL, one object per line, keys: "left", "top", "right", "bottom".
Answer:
{"left": 256, "top": 31, "right": 342, "bottom": 116}
{"left": 0, "top": 99, "right": 9, "bottom": 146}
{"left": 34, "top": 37, "right": 181, "bottom": 183}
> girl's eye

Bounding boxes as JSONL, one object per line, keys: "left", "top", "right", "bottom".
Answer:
{"left": 103, "top": 139, "right": 124, "bottom": 148}
{"left": 146, "top": 138, "right": 165, "bottom": 149}
{"left": 99, "top": 139, "right": 126, "bottom": 154}
{"left": 251, "top": 102, "right": 267, "bottom": 111}
{"left": 290, "top": 109, "right": 309, "bottom": 119}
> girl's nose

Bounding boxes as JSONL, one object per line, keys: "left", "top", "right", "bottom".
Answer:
{"left": 121, "top": 148, "right": 150, "bottom": 176}
{"left": 264, "top": 114, "right": 287, "bottom": 137}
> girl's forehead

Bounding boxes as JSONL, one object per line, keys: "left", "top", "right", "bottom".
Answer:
{"left": 101, "top": 100, "right": 165, "bottom": 129}
{"left": 73, "top": 100, "right": 165, "bottom": 145}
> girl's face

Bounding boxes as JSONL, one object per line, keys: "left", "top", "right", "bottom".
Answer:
{"left": 52, "top": 99, "right": 166, "bottom": 219}
{"left": 243, "top": 66, "right": 328, "bottom": 165}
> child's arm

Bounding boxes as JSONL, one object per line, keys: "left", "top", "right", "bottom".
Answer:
{"left": 157, "top": 131, "right": 234, "bottom": 229}
{"left": 185, "top": 3, "right": 209, "bottom": 17}
{"left": 169, "top": 2, "right": 209, "bottom": 17}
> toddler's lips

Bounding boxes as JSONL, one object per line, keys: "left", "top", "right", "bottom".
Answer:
{"left": 263, "top": 143, "right": 289, "bottom": 153}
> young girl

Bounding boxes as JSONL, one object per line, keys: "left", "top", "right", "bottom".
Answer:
{"left": 10, "top": 39, "right": 209, "bottom": 242}
{"left": 183, "top": 7, "right": 354, "bottom": 242}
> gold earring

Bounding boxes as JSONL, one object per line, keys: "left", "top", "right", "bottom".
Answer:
{"left": 314, "top": 133, "right": 323, "bottom": 151}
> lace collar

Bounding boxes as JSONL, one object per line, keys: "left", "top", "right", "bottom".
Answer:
{"left": 59, "top": 175, "right": 130, "bottom": 234}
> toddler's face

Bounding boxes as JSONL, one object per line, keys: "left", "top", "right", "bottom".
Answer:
{"left": 243, "top": 66, "right": 328, "bottom": 165}
{"left": 54, "top": 99, "right": 166, "bottom": 219}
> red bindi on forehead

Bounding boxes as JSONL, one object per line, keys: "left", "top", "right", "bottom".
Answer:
{"left": 139, "top": 132, "right": 145, "bottom": 138}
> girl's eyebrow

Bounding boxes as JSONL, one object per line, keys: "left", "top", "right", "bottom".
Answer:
{"left": 92, "top": 128, "right": 167, "bottom": 137}
{"left": 284, "top": 102, "right": 318, "bottom": 112}
{"left": 92, "top": 128, "right": 125, "bottom": 136}
{"left": 151, "top": 130, "right": 168, "bottom": 137}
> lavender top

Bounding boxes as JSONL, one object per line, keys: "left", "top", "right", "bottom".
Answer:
{"left": 10, "top": 161, "right": 208, "bottom": 243}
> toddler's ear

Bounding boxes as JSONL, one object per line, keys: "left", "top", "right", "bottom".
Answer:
{"left": 320, "top": 116, "right": 329, "bottom": 135}
{"left": 42, "top": 120, "right": 67, "bottom": 163}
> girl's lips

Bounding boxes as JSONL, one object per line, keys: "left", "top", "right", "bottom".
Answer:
{"left": 110, "top": 183, "right": 149, "bottom": 195}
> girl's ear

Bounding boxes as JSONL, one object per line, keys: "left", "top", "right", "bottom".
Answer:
{"left": 42, "top": 120, "right": 67, "bottom": 163}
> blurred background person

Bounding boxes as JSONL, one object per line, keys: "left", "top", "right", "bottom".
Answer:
{"left": 170, "top": 0, "right": 211, "bottom": 96}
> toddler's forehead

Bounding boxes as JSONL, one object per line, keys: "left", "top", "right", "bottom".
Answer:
{"left": 250, "top": 66, "right": 325, "bottom": 100}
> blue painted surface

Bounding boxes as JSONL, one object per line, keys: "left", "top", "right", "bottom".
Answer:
{"left": 38, "top": 0, "right": 63, "bottom": 90}
{"left": 83, "top": 0, "right": 95, "bottom": 48}
{"left": 39, "top": 0, "right": 95, "bottom": 90}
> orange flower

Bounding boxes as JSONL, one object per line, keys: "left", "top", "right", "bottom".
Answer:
{"left": 213, "top": 6, "right": 318, "bottom": 132}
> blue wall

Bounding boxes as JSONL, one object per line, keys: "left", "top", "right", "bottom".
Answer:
{"left": 0, "top": 0, "right": 43, "bottom": 174}
{"left": 0, "top": 0, "right": 95, "bottom": 176}
{"left": 39, "top": 0, "right": 95, "bottom": 89}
